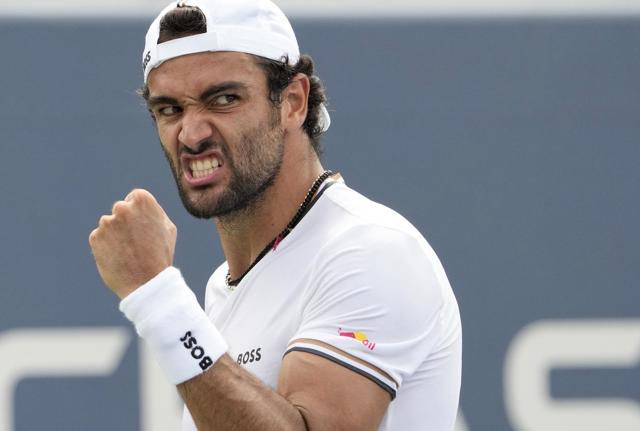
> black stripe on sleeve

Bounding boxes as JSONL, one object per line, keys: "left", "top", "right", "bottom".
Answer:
{"left": 284, "top": 346, "right": 397, "bottom": 400}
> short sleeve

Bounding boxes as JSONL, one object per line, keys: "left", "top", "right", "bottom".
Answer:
{"left": 286, "top": 224, "right": 450, "bottom": 399}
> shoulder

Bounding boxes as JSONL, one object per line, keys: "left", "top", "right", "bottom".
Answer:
{"left": 320, "top": 182, "right": 418, "bottom": 232}
{"left": 305, "top": 183, "right": 452, "bottom": 322}
{"left": 315, "top": 183, "right": 443, "bottom": 283}
{"left": 292, "top": 185, "right": 460, "bottom": 383}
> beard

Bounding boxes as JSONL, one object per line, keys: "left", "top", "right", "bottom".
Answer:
{"left": 162, "top": 108, "right": 285, "bottom": 219}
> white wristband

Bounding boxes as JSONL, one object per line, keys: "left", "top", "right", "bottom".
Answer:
{"left": 119, "top": 266, "right": 228, "bottom": 384}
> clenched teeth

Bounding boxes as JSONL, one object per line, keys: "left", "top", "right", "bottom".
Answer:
{"left": 190, "top": 157, "right": 221, "bottom": 178}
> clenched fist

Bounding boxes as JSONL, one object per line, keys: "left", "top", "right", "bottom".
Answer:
{"left": 89, "top": 189, "right": 177, "bottom": 299}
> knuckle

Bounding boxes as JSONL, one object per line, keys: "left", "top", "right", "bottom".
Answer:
{"left": 88, "top": 229, "right": 98, "bottom": 244}
{"left": 136, "top": 188, "right": 156, "bottom": 204}
{"left": 125, "top": 189, "right": 140, "bottom": 202}
{"left": 112, "top": 201, "right": 128, "bottom": 215}
{"left": 129, "top": 188, "right": 146, "bottom": 198}
{"left": 98, "top": 215, "right": 111, "bottom": 228}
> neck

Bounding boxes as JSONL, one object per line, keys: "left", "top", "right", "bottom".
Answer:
{"left": 215, "top": 153, "right": 325, "bottom": 281}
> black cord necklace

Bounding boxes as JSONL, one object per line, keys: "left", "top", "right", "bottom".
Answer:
{"left": 225, "top": 170, "right": 334, "bottom": 288}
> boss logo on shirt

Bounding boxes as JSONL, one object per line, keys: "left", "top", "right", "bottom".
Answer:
{"left": 237, "top": 347, "right": 262, "bottom": 365}
{"left": 180, "top": 331, "right": 214, "bottom": 371}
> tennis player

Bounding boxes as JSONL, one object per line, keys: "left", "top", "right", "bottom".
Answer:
{"left": 89, "top": 0, "right": 462, "bottom": 429}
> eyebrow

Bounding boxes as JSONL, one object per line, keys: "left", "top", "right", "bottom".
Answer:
{"left": 200, "top": 82, "right": 248, "bottom": 102}
{"left": 147, "top": 81, "right": 249, "bottom": 109}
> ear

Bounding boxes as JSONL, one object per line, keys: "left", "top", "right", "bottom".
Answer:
{"left": 281, "top": 73, "right": 310, "bottom": 132}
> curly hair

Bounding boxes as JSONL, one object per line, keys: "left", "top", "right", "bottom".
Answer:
{"left": 140, "top": 5, "right": 328, "bottom": 155}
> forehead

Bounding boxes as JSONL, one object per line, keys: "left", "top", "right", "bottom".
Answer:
{"left": 147, "top": 51, "right": 265, "bottom": 96}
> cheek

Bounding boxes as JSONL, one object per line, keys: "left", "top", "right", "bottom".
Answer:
{"left": 157, "top": 125, "right": 179, "bottom": 154}
{"left": 156, "top": 131, "right": 180, "bottom": 171}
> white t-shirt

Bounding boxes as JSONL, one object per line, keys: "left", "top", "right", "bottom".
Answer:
{"left": 182, "top": 181, "right": 462, "bottom": 430}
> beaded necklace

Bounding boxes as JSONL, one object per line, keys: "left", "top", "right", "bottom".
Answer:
{"left": 225, "top": 170, "right": 334, "bottom": 288}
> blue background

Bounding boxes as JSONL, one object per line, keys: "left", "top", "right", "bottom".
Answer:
{"left": 1, "top": 17, "right": 639, "bottom": 430}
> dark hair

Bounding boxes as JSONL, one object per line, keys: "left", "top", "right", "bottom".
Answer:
{"left": 141, "top": 5, "right": 327, "bottom": 155}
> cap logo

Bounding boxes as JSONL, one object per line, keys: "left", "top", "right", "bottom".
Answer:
{"left": 142, "top": 51, "right": 152, "bottom": 73}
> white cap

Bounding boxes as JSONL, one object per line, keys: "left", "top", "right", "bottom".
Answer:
{"left": 143, "top": 0, "right": 330, "bottom": 132}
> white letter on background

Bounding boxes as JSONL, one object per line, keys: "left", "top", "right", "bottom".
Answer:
{"left": 139, "top": 339, "right": 182, "bottom": 431}
{"left": 504, "top": 319, "right": 640, "bottom": 431}
{"left": 454, "top": 410, "right": 470, "bottom": 431}
{"left": 0, "top": 327, "right": 129, "bottom": 431}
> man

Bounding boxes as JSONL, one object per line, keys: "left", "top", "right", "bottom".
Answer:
{"left": 89, "top": 0, "right": 462, "bottom": 429}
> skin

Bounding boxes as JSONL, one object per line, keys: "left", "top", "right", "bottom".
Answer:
{"left": 89, "top": 51, "right": 391, "bottom": 430}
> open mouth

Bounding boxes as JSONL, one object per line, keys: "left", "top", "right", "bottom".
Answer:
{"left": 190, "top": 156, "right": 221, "bottom": 179}
{"left": 182, "top": 153, "right": 224, "bottom": 186}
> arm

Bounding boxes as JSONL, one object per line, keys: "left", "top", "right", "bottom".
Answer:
{"left": 89, "top": 189, "right": 390, "bottom": 430}
{"left": 278, "top": 342, "right": 391, "bottom": 430}
{"left": 178, "top": 348, "right": 390, "bottom": 431}
{"left": 177, "top": 354, "right": 306, "bottom": 430}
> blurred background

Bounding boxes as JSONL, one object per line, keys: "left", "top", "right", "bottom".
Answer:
{"left": 0, "top": 1, "right": 638, "bottom": 430}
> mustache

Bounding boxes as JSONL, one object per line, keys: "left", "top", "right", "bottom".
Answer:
{"left": 180, "top": 139, "right": 222, "bottom": 156}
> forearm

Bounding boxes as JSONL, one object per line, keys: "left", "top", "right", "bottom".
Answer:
{"left": 117, "top": 267, "right": 307, "bottom": 429}
{"left": 178, "top": 354, "right": 307, "bottom": 431}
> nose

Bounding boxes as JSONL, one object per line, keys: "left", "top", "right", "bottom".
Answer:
{"left": 178, "top": 110, "right": 214, "bottom": 151}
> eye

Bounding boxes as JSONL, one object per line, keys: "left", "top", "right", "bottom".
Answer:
{"left": 212, "top": 94, "right": 238, "bottom": 106}
{"left": 157, "top": 106, "right": 182, "bottom": 116}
